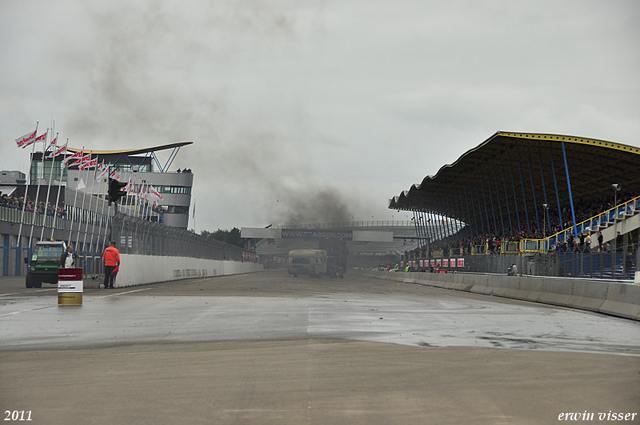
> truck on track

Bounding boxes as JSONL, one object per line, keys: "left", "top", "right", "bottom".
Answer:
{"left": 288, "top": 240, "right": 348, "bottom": 278}
{"left": 25, "top": 241, "right": 67, "bottom": 288}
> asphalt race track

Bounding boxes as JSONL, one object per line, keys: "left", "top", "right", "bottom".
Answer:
{"left": 1, "top": 269, "right": 639, "bottom": 424}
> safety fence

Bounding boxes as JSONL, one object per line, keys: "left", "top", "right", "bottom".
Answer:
{"left": 401, "top": 242, "right": 638, "bottom": 281}
{"left": 111, "top": 212, "right": 246, "bottom": 261}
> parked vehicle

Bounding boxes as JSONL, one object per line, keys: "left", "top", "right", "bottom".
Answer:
{"left": 25, "top": 241, "right": 66, "bottom": 288}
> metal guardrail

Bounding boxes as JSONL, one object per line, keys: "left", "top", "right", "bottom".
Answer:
{"left": 0, "top": 205, "right": 66, "bottom": 229}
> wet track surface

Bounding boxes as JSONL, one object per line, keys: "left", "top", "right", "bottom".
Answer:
{"left": 2, "top": 270, "right": 640, "bottom": 425}
{"left": 1, "top": 270, "right": 639, "bottom": 355}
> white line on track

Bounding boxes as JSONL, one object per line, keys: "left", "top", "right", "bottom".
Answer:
{"left": 0, "top": 288, "right": 152, "bottom": 318}
{"left": 0, "top": 288, "right": 57, "bottom": 297}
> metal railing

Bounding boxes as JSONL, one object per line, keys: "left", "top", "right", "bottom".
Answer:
{"left": 111, "top": 212, "right": 246, "bottom": 261}
{"left": 280, "top": 220, "right": 414, "bottom": 229}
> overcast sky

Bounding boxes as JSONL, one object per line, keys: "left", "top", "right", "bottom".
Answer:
{"left": 1, "top": 0, "right": 638, "bottom": 232}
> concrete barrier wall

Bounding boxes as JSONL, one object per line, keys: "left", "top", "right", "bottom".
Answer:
{"left": 89, "top": 255, "right": 263, "bottom": 288}
{"left": 363, "top": 271, "right": 640, "bottom": 321}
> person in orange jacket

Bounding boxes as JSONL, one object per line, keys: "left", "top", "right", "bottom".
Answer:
{"left": 103, "top": 241, "right": 120, "bottom": 289}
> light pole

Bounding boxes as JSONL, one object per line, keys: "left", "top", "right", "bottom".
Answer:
{"left": 542, "top": 204, "right": 549, "bottom": 252}
{"left": 612, "top": 184, "right": 621, "bottom": 251}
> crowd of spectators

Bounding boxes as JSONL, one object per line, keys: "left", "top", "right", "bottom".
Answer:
{"left": 417, "top": 191, "right": 638, "bottom": 256}
{"left": 0, "top": 192, "right": 67, "bottom": 218}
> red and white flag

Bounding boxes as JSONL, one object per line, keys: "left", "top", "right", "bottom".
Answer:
{"left": 49, "top": 135, "right": 58, "bottom": 150}
{"left": 47, "top": 142, "right": 67, "bottom": 159}
{"left": 96, "top": 164, "right": 109, "bottom": 181}
{"left": 15, "top": 129, "right": 37, "bottom": 148}
{"left": 35, "top": 132, "right": 47, "bottom": 144}
{"left": 62, "top": 150, "right": 83, "bottom": 166}
{"left": 127, "top": 178, "right": 136, "bottom": 195}
{"left": 80, "top": 157, "right": 98, "bottom": 171}
{"left": 69, "top": 153, "right": 91, "bottom": 167}
{"left": 149, "top": 185, "right": 164, "bottom": 200}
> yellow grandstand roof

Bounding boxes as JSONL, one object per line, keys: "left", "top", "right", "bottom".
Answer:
{"left": 66, "top": 141, "right": 193, "bottom": 155}
{"left": 389, "top": 131, "right": 640, "bottom": 229}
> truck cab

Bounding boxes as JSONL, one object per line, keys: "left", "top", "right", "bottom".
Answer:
{"left": 288, "top": 249, "right": 328, "bottom": 277}
{"left": 25, "top": 241, "right": 67, "bottom": 288}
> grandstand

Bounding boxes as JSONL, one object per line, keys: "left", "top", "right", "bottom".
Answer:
{"left": 389, "top": 132, "right": 640, "bottom": 280}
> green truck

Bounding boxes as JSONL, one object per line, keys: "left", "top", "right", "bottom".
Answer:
{"left": 25, "top": 241, "right": 67, "bottom": 288}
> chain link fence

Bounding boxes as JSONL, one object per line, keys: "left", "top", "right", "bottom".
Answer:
{"left": 448, "top": 243, "right": 638, "bottom": 280}
{"left": 111, "top": 212, "right": 245, "bottom": 261}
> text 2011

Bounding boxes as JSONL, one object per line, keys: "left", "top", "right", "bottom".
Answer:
{"left": 4, "top": 411, "right": 32, "bottom": 421}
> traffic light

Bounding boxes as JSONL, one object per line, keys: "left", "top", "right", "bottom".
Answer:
{"left": 108, "top": 178, "right": 127, "bottom": 203}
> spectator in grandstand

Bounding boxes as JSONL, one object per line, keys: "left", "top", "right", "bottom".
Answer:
{"left": 584, "top": 233, "right": 591, "bottom": 253}
{"left": 616, "top": 231, "right": 623, "bottom": 252}
{"left": 597, "top": 231, "right": 603, "bottom": 252}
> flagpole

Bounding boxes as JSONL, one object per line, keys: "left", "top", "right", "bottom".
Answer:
{"left": 17, "top": 122, "right": 39, "bottom": 266}
{"left": 67, "top": 147, "right": 84, "bottom": 245}
{"left": 81, "top": 158, "right": 97, "bottom": 273}
{"left": 75, "top": 154, "right": 92, "bottom": 255}
{"left": 50, "top": 138, "right": 68, "bottom": 241}
{"left": 89, "top": 163, "right": 107, "bottom": 277}
{"left": 40, "top": 129, "right": 58, "bottom": 241}
{"left": 28, "top": 128, "right": 49, "bottom": 251}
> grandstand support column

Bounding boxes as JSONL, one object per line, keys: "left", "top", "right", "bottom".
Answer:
{"left": 454, "top": 193, "right": 469, "bottom": 242}
{"left": 446, "top": 193, "right": 460, "bottom": 245}
{"left": 411, "top": 211, "right": 422, "bottom": 246}
{"left": 429, "top": 210, "right": 437, "bottom": 243}
{"left": 528, "top": 156, "right": 541, "bottom": 235}
{"left": 538, "top": 152, "right": 552, "bottom": 235}
{"left": 480, "top": 179, "right": 492, "bottom": 237}
{"left": 445, "top": 195, "right": 455, "bottom": 239}
{"left": 474, "top": 183, "right": 486, "bottom": 238}
{"left": 494, "top": 174, "right": 506, "bottom": 239}
{"left": 423, "top": 210, "right": 432, "bottom": 243}
{"left": 464, "top": 186, "right": 477, "bottom": 239}
{"left": 501, "top": 169, "right": 514, "bottom": 238}
{"left": 549, "top": 147, "right": 564, "bottom": 230}
{"left": 509, "top": 165, "right": 522, "bottom": 236}
{"left": 436, "top": 197, "right": 449, "bottom": 240}
{"left": 485, "top": 177, "right": 498, "bottom": 238}
{"left": 561, "top": 140, "right": 578, "bottom": 237}
{"left": 518, "top": 161, "right": 531, "bottom": 236}
{"left": 426, "top": 210, "right": 435, "bottom": 241}
{"left": 421, "top": 212, "right": 430, "bottom": 247}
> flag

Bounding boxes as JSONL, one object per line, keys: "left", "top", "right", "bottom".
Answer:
{"left": 35, "top": 132, "right": 47, "bottom": 144}
{"left": 76, "top": 178, "right": 86, "bottom": 191}
{"left": 47, "top": 142, "right": 67, "bottom": 159}
{"left": 62, "top": 150, "right": 83, "bottom": 166}
{"left": 49, "top": 135, "right": 57, "bottom": 149}
{"left": 15, "top": 129, "right": 37, "bottom": 148}
{"left": 80, "top": 158, "right": 98, "bottom": 171}
{"left": 126, "top": 178, "right": 134, "bottom": 195}
{"left": 69, "top": 153, "right": 91, "bottom": 167}
{"left": 96, "top": 164, "right": 109, "bottom": 181}
{"left": 149, "top": 185, "right": 164, "bottom": 200}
